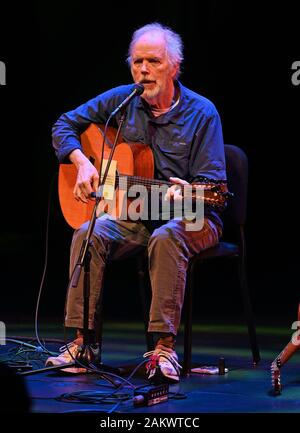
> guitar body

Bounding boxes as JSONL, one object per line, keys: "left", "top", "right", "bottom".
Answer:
{"left": 58, "top": 123, "right": 154, "bottom": 229}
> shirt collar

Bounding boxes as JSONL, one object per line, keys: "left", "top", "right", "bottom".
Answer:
{"left": 136, "top": 80, "right": 186, "bottom": 126}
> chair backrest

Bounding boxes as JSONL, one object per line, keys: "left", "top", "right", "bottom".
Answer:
{"left": 223, "top": 144, "right": 248, "bottom": 226}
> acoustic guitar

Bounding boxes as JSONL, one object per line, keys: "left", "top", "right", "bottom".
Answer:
{"left": 58, "top": 123, "right": 229, "bottom": 229}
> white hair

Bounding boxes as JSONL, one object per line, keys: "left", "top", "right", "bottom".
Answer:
{"left": 127, "top": 22, "right": 184, "bottom": 78}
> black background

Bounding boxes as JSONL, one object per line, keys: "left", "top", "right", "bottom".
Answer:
{"left": 0, "top": 1, "right": 299, "bottom": 326}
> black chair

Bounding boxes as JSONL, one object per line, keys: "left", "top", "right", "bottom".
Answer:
{"left": 137, "top": 144, "right": 260, "bottom": 376}
{"left": 182, "top": 144, "right": 260, "bottom": 375}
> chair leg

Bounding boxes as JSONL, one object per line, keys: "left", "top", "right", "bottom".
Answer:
{"left": 238, "top": 228, "right": 260, "bottom": 364}
{"left": 137, "top": 254, "right": 154, "bottom": 351}
{"left": 183, "top": 259, "right": 195, "bottom": 376}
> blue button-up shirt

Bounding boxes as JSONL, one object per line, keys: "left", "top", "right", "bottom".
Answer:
{"left": 53, "top": 81, "right": 226, "bottom": 228}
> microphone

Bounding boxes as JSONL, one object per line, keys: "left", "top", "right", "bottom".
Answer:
{"left": 110, "top": 83, "right": 144, "bottom": 117}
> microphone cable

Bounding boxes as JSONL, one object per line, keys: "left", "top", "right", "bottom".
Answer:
{"left": 34, "top": 170, "right": 60, "bottom": 356}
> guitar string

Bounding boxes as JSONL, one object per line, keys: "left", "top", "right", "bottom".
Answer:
{"left": 101, "top": 173, "right": 225, "bottom": 189}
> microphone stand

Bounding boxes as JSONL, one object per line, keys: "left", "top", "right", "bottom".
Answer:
{"left": 68, "top": 110, "right": 127, "bottom": 372}
{"left": 21, "top": 111, "right": 127, "bottom": 385}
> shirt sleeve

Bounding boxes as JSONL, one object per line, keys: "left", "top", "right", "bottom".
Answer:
{"left": 52, "top": 87, "right": 123, "bottom": 163}
{"left": 189, "top": 109, "right": 227, "bottom": 182}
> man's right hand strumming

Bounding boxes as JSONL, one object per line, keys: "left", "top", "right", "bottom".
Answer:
{"left": 69, "top": 149, "right": 99, "bottom": 203}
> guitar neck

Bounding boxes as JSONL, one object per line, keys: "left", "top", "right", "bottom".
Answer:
{"left": 116, "top": 174, "right": 224, "bottom": 190}
{"left": 118, "top": 174, "right": 172, "bottom": 190}
{"left": 114, "top": 173, "right": 229, "bottom": 211}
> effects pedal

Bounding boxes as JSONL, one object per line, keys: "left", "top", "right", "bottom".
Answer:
{"left": 133, "top": 383, "right": 169, "bottom": 407}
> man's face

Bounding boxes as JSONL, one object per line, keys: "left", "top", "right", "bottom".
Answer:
{"left": 130, "top": 32, "right": 178, "bottom": 101}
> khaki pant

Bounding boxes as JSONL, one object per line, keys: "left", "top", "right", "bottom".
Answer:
{"left": 65, "top": 215, "right": 221, "bottom": 336}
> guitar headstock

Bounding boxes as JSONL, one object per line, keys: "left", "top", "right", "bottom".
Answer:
{"left": 192, "top": 182, "right": 233, "bottom": 212}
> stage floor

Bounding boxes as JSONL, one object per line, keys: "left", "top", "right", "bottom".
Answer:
{"left": 1, "top": 319, "right": 300, "bottom": 416}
